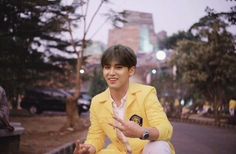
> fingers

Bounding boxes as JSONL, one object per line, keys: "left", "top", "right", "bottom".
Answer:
{"left": 74, "top": 141, "right": 91, "bottom": 154}
{"left": 113, "top": 116, "right": 125, "bottom": 125}
{"left": 80, "top": 145, "right": 90, "bottom": 152}
{"left": 76, "top": 140, "right": 80, "bottom": 147}
{"left": 108, "top": 122, "right": 125, "bottom": 131}
{"left": 73, "top": 140, "right": 80, "bottom": 154}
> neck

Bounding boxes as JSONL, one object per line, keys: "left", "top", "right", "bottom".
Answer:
{"left": 110, "top": 86, "right": 128, "bottom": 105}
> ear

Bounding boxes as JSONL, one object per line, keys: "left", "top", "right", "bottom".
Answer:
{"left": 128, "top": 66, "right": 136, "bottom": 77}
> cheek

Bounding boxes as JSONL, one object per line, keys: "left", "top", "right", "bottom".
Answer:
{"left": 121, "top": 74, "right": 131, "bottom": 80}
{"left": 103, "top": 70, "right": 107, "bottom": 76}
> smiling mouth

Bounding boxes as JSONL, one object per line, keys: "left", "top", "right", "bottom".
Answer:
{"left": 109, "top": 78, "right": 117, "bottom": 81}
{"left": 108, "top": 78, "right": 118, "bottom": 83}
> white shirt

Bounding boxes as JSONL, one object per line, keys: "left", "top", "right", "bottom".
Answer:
{"left": 110, "top": 92, "right": 132, "bottom": 154}
{"left": 112, "top": 94, "right": 126, "bottom": 120}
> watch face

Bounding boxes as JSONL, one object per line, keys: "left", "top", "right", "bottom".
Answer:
{"left": 143, "top": 131, "right": 149, "bottom": 139}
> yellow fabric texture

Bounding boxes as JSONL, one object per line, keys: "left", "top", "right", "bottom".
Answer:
{"left": 84, "top": 83, "right": 175, "bottom": 154}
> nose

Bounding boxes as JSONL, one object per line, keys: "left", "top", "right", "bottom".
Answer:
{"left": 109, "top": 67, "right": 115, "bottom": 75}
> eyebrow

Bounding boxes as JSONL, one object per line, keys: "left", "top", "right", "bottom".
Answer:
{"left": 114, "top": 64, "right": 123, "bottom": 66}
{"left": 104, "top": 63, "right": 123, "bottom": 66}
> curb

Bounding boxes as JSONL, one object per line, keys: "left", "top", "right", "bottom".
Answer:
{"left": 44, "top": 140, "right": 76, "bottom": 154}
{"left": 45, "top": 138, "right": 86, "bottom": 154}
{"left": 170, "top": 118, "right": 236, "bottom": 129}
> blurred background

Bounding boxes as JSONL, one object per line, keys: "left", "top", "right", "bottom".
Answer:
{"left": 0, "top": 0, "right": 236, "bottom": 154}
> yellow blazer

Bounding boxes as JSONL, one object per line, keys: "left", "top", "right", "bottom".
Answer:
{"left": 85, "top": 83, "right": 175, "bottom": 154}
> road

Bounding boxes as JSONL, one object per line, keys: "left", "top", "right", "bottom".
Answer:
{"left": 43, "top": 112, "right": 236, "bottom": 154}
{"left": 81, "top": 113, "right": 236, "bottom": 154}
{"left": 172, "top": 122, "right": 236, "bottom": 154}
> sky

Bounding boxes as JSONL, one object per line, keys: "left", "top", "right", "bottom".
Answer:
{"left": 65, "top": 0, "right": 235, "bottom": 44}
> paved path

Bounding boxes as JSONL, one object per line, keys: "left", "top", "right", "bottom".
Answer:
{"left": 81, "top": 112, "right": 236, "bottom": 154}
{"left": 172, "top": 122, "right": 236, "bottom": 154}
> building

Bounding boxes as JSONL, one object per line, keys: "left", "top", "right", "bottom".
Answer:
{"left": 108, "top": 10, "right": 158, "bottom": 53}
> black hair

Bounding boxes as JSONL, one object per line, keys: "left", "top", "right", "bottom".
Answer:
{"left": 101, "top": 44, "right": 137, "bottom": 68}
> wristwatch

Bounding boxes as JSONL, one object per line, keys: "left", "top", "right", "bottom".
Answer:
{"left": 140, "top": 129, "right": 149, "bottom": 140}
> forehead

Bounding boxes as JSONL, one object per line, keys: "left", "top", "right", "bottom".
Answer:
{"left": 103, "top": 60, "right": 122, "bottom": 65}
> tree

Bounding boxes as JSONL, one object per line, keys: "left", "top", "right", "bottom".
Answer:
{"left": 0, "top": 0, "right": 125, "bottom": 128}
{"left": 159, "top": 31, "right": 196, "bottom": 50}
{"left": 0, "top": 0, "right": 72, "bottom": 107}
{"left": 54, "top": 0, "right": 109, "bottom": 129}
{"left": 172, "top": 18, "right": 236, "bottom": 122}
{"left": 204, "top": 2, "right": 236, "bottom": 25}
{"left": 62, "top": 0, "right": 126, "bottom": 129}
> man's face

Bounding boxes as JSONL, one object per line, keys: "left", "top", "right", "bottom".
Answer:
{"left": 103, "top": 61, "right": 135, "bottom": 91}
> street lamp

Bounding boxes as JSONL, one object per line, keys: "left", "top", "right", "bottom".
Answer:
{"left": 156, "top": 50, "right": 166, "bottom": 61}
{"left": 80, "top": 68, "right": 85, "bottom": 74}
{"left": 151, "top": 69, "right": 157, "bottom": 74}
{"left": 146, "top": 50, "right": 167, "bottom": 84}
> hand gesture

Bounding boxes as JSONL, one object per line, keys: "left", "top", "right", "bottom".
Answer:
{"left": 73, "top": 140, "right": 95, "bottom": 154}
{"left": 109, "top": 116, "right": 144, "bottom": 138}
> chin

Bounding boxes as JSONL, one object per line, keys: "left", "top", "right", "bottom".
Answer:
{"left": 108, "top": 85, "right": 120, "bottom": 90}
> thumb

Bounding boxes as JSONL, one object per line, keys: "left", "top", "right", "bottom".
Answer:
{"left": 74, "top": 140, "right": 80, "bottom": 154}
{"left": 76, "top": 139, "right": 80, "bottom": 148}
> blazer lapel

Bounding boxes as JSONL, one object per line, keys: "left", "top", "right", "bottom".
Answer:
{"left": 125, "top": 83, "right": 140, "bottom": 120}
{"left": 103, "top": 100, "right": 113, "bottom": 115}
{"left": 126, "top": 92, "right": 135, "bottom": 110}
{"left": 99, "top": 89, "right": 114, "bottom": 115}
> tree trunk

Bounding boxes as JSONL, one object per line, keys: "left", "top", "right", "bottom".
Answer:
{"left": 213, "top": 93, "right": 221, "bottom": 125}
{"left": 63, "top": 16, "right": 85, "bottom": 130}
{"left": 66, "top": 96, "right": 79, "bottom": 128}
{"left": 63, "top": 57, "right": 83, "bottom": 130}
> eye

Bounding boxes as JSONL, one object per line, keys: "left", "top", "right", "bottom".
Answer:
{"left": 104, "top": 65, "right": 110, "bottom": 69}
{"left": 115, "top": 65, "right": 123, "bottom": 69}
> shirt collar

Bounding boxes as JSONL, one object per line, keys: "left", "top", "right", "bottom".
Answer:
{"left": 109, "top": 90, "right": 128, "bottom": 108}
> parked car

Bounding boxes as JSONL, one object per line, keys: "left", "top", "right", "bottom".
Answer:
{"left": 74, "top": 91, "right": 92, "bottom": 114}
{"left": 20, "top": 88, "right": 91, "bottom": 115}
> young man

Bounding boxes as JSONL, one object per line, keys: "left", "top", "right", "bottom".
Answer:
{"left": 74, "top": 45, "right": 175, "bottom": 154}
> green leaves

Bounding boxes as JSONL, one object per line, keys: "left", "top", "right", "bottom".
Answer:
{"left": 0, "top": 0, "right": 78, "bottom": 101}
{"left": 172, "top": 17, "right": 236, "bottom": 102}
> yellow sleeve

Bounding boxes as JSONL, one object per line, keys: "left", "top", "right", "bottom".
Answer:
{"left": 144, "top": 88, "right": 173, "bottom": 141}
{"left": 84, "top": 100, "right": 106, "bottom": 152}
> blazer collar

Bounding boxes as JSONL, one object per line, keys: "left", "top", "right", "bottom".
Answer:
{"left": 126, "top": 83, "right": 141, "bottom": 109}
{"left": 97, "top": 83, "right": 141, "bottom": 113}
{"left": 96, "top": 88, "right": 113, "bottom": 114}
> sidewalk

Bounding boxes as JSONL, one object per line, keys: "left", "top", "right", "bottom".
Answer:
{"left": 171, "top": 113, "right": 236, "bottom": 129}
{"left": 188, "top": 114, "right": 215, "bottom": 123}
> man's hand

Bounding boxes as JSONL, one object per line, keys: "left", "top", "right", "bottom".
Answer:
{"left": 109, "top": 116, "right": 145, "bottom": 138}
{"left": 73, "top": 140, "right": 96, "bottom": 154}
